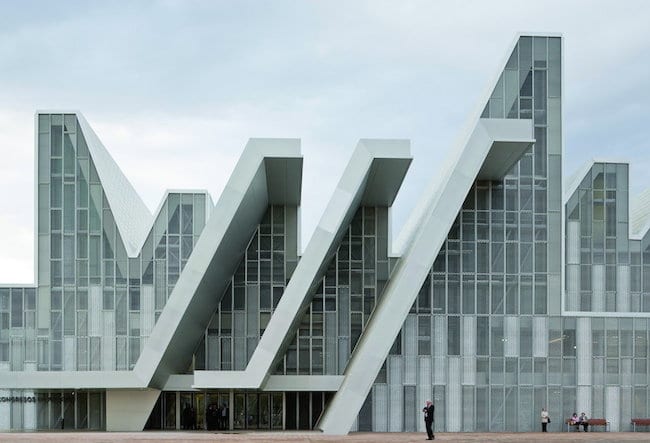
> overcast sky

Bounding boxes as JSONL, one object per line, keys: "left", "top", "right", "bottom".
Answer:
{"left": 1, "top": 0, "right": 649, "bottom": 284}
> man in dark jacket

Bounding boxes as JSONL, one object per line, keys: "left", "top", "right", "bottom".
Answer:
{"left": 423, "top": 400, "right": 435, "bottom": 440}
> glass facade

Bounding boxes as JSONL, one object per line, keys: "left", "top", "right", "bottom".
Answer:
{"left": 1, "top": 114, "right": 210, "bottom": 430}
{"left": 3, "top": 35, "right": 650, "bottom": 434}
{"left": 274, "top": 206, "right": 392, "bottom": 376}
{"left": 361, "top": 35, "right": 568, "bottom": 433}
{"left": 565, "top": 162, "right": 641, "bottom": 312}
{"left": 194, "top": 204, "right": 299, "bottom": 371}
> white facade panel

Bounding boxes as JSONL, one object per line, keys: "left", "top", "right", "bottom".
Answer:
{"left": 617, "top": 265, "right": 630, "bottom": 312}
{"left": 567, "top": 221, "right": 580, "bottom": 264}
{"left": 446, "top": 357, "right": 461, "bottom": 432}
{"left": 462, "top": 316, "right": 476, "bottom": 356}
{"left": 63, "top": 336, "right": 76, "bottom": 371}
{"left": 592, "top": 264, "right": 605, "bottom": 312}
{"left": 89, "top": 285, "right": 102, "bottom": 336}
{"left": 504, "top": 316, "right": 519, "bottom": 357}
{"left": 532, "top": 317, "right": 548, "bottom": 358}
{"left": 372, "top": 384, "right": 388, "bottom": 432}
{"left": 576, "top": 317, "right": 592, "bottom": 386}
{"left": 141, "top": 285, "right": 155, "bottom": 336}
{"left": 566, "top": 264, "right": 579, "bottom": 311}
{"left": 606, "top": 386, "right": 620, "bottom": 432}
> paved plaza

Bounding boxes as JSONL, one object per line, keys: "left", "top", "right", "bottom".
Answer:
{"left": 0, "top": 432, "right": 649, "bottom": 443}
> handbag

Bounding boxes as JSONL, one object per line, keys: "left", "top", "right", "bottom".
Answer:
{"left": 548, "top": 417, "right": 551, "bottom": 423}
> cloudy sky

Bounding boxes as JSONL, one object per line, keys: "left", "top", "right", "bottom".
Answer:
{"left": 1, "top": 0, "right": 649, "bottom": 283}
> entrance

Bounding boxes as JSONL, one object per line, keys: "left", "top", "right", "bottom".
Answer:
{"left": 145, "top": 390, "right": 328, "bottom": 431}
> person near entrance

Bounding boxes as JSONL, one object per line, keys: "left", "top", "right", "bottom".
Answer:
{"left": 207, "top": 403, "right": 218, "bottom": 430}
{"left": 181, "top": 404, "right": 193, "bottom": 430}
{"left": 422, "top": 400, "right": 435, "bottom": 440}
{"left": 219, "top": 402, "right": 229, "bottom": 430}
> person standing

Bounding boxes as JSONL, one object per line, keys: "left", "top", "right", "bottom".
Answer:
{"left": 422, "top": 400, "right": 435, "bottom": 440}
{"left": 541, "top": 407, "right": 549, "bottom": 432}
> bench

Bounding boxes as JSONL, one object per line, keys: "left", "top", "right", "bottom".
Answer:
{"left": 588, "top": 418, "right": 609, "bottom": 431}
{"left": 565, "top": 418, "right": 609, "bottom": 432}
{"left": 631, "top": 418, "right": 650, "bottom": 431}
{"left": 565, "top": 419, "right": 583, "bottom": 432}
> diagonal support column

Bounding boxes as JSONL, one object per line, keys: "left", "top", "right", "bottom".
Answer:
{"left": 318, "top": 118, "right": 533, "bottom": 434}
{"left": 192, "top": 139, "right": 411, "bottom": 389}
{"left": 135, "top": 138, "right": 302, "bottom": 388}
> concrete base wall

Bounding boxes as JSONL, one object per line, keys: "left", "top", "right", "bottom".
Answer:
{"left": 105, "top": 389, "right": 160, "bottom": 431}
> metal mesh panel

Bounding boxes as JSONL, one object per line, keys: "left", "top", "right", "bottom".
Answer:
{"left": 532, "top": 317, "right": 548, "bottom": 357}
{"left": 63, "top": 336, "right": 75, "bottom": 370}
{"left": 372, "top": 384, "right": 388, "bottom": 432}
{"left": 576, "top": 317, "right": 592, "bottom": 386}
{"left": 504, "top": 316, "right": 519, "bottom": 357}
{"left": 141, "top": 285, "right": 154, "bottom": 336}
{"left": 403, "top": 385, "right": 416, "bottom": 432}
{"left": 617, "top": 265, "right": 630, "bottom": 311}
{"left": 447, "top": 357, "right": 461, "bottom": 431}
{"left": 592, "top": 265, "right": 605, "bottom": 311}
{"left": 605, "top": 385, "right": 620, "bottom": 431}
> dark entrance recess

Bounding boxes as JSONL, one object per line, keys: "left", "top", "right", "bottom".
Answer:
{"left": 145, "top": 391, "right": 332, "bottom": 431}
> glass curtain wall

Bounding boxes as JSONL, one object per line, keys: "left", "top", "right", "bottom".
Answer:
{"left": 365, "top": 36, "right": 564, "bottom": 433}
{"left": 1, "top": 114, "right": 209, "bottom": 374}
{"left": 194, "top": 204, "right": 299, "bottom": 370}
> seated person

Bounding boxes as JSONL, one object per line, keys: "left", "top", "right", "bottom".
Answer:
{"left": 579, "top": 412, "right": 589, "bottom": 432}
{"left": 570, "top": 412, "right": 579, "bottom": 425}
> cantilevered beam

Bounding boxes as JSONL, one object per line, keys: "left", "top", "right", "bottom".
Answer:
{"left": 317, "top": 118, "right": 533, "bottom": 434}
{"left": 135, "top": 139, "right": 302, "bottom": 388}
{"left": 192, "top": 139, "right": 411, "bottom": 389}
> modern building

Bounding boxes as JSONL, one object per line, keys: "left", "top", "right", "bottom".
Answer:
{"left": 1, "top": 33, "right": 648, "bottom": 433}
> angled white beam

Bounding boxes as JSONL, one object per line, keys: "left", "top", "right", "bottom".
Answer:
{"left": 192, "top": 139, "right": 411, "bottom": 389}
{"left": 0, "top": 137, "right": 301, "bottom": 391}
{"left": 317, "top": 118, "right": 533, "bottom": 434}
{"left": 135, "top": 139, "right": 302, "bottom": 387}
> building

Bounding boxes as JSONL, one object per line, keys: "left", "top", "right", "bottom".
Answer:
{"left": 1, "top": 34, "right": 648, "bottom": 433}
